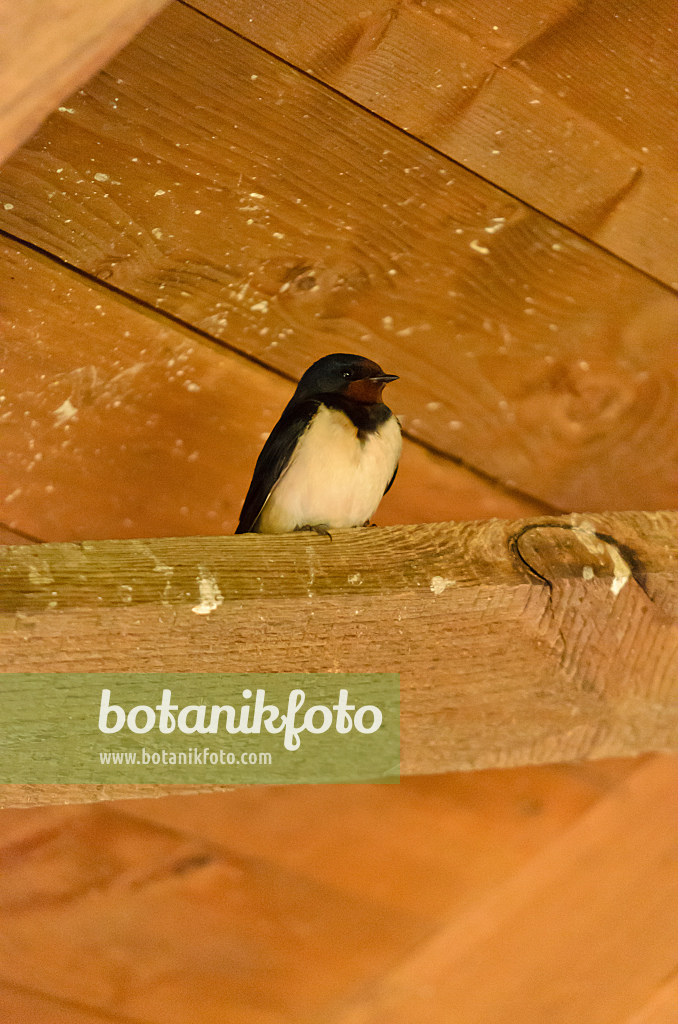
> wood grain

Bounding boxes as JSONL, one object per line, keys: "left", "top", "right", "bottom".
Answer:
{"left": 199, "top": 0, "right": 678, "bottom": 287}
{"left": 0, "top": 761, "right": 642, "bottom": 1021}
{"left": 1, "top": 3, "right": 676, "bottom": 512}
{"left": 0, "top": 513, "right": 676, "bottom": 796}
{"left": 0, "top": 237, "right": 288, "bottom": 541}
{"left": 514, "top": 0, "right": 678, "bottom": 286}
{"left": 122, "top": 759, "right": 641, "bottom": 918}
{"left": 0, "top": 783, "right": 240, "bottom": 810}
{"left": 333, "top": 755, "right": 678, "bottom": 1024}
{"left": 0, "top": 981, "right": 136, "bottom": 1024}
{"left": 0, "top": 237, "right": 541, "bottom": 544}
{"left": 622, "top": 975, "right": 678, "bottom": 1024}
{"left": 0, "top": 0, "right": 170, "bottom": 166}
{"left": 0, "top": 803, "right": 428, "bottom": 1024}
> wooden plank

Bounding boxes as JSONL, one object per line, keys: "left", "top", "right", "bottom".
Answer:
{"left": 0, "top": 512, "right": 676, "bottom": 799}
{"left": 0, "top": 804, "right": 86, "bottom": 845}
{"left": 0, "top": 237, "right": 287, "bottom": 541}
{"left": 0, "top": 765, "right": 641, "bottom": 1022}
{"left": 514, "top": 0, "right": 678, "bottom": 287}
{"left": 0, "top": 237, "right": 537, "bottom": 544}
{"left": 0, "top": 0, "right": 170, "bottom": 166}
{"left": 0, "top": 803, "right": 428, "bottom": 1024}
{"left": 622, "top": 976, "right": 678, "bottom": 1024}
{"left": 0, "top": 981, "right": 138, "bottom": 1024}
{"left": 331, "top": 755, "right": 678, "bottom": 1024}
{"left": 197, "top": 0, "right": 678, "bottom": 287}
{"left": 0, "top": 525, "right": 34, "bottom": 546}
{"left": 1, "top": 3, "right": 677, "bottom": 511}
{"left": 122, "top": 759, "right": 641, "bottom": 918}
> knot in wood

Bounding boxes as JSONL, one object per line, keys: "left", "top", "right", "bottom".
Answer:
{"left": 274, "top": 255, "right": 373, "bottom": 321}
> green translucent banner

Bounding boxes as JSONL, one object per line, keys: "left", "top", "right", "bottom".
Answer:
{"left": 0, "top": 673, "right": 400, "bottom": 784}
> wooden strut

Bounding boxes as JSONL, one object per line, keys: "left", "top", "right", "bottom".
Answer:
{"left": 0, "top": 510, "right": 677, "bottom": 807}
{"left": 0, "top": 0, "right": 171, "bottom": 166}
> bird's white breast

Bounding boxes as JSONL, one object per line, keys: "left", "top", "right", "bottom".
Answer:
{"left": 257, "top": 405, "right": 401, "bottom": 534}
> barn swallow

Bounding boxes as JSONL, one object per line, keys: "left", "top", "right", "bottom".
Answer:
{"left": 236, "top": 353, "right": 401, "bottom": 535}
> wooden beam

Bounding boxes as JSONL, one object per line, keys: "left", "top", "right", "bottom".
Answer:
{"left": 1, "top": 511, "right": 677, "bottom": 806}
{"left": 0, "top": 0, "right": 170, "bottom": 166}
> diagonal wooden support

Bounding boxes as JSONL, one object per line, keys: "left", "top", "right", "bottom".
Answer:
{"left": 0, "top": 0, "right": 170, "bottom": 166}
{"left": 333, "top": 755, "right": 678, "bottom": 1024}
{"left": 0, "top": 511, "right": 676, "bottom": 807}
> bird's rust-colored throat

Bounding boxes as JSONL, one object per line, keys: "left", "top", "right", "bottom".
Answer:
{"left": 344, "top": 376, "right": 396, "bottom": 404}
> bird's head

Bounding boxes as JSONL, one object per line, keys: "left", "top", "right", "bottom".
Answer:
{"left": 293, "top": 353, "right": 398, "bottom": 405}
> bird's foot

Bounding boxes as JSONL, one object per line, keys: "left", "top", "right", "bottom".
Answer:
{"left": 295, "top": 524, "right": 333, "bottom": 540}
{"left": 362, "top": 520, "right": 379, "bottom": 528}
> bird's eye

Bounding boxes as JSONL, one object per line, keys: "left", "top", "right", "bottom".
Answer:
{"left": 342, "top": 370, "right": 351, "bottom": 378}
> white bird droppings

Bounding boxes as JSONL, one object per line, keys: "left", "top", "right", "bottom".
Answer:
{"left": 470, "top": 239, "right": 490, "bottom": 254}
{"left": 574, "top": 522, "right": 631, "bottom": 597}
{"left": 430, "top": 576, "right": 455, "bottom": 595}
{"left": 53, "top": 398, "right": 77, "bottom": 426}
{"left": 609, "top": 548, "right": 631, "bottom": 596}
{"left": 484, "top": 218, "right": 506, "bottom": 234}
{"left": 191, "top": 572, "right": 224, "bottom": 615}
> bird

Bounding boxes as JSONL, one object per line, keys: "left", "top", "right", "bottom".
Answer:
{"left": 235, "top": 353, "right": 401, "bottom": 535}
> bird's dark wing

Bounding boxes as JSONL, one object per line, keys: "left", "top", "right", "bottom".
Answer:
{"left": 235, "top": 399, "right": 318, "bottom": 534}
{"left": 384, "top": 461, "right": 398, "bottom": 496}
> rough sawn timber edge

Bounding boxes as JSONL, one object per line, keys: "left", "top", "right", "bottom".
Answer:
{"left": 0, "top": 510, "right": 676, "bottom": 807}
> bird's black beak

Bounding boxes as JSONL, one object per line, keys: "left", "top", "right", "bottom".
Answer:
{"left": 370, "top": 374, "right": 398, "bottom": 384}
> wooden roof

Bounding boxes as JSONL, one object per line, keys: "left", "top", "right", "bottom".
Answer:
{"left": 1, "top": 0, "right": 678, "bottom": 545}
